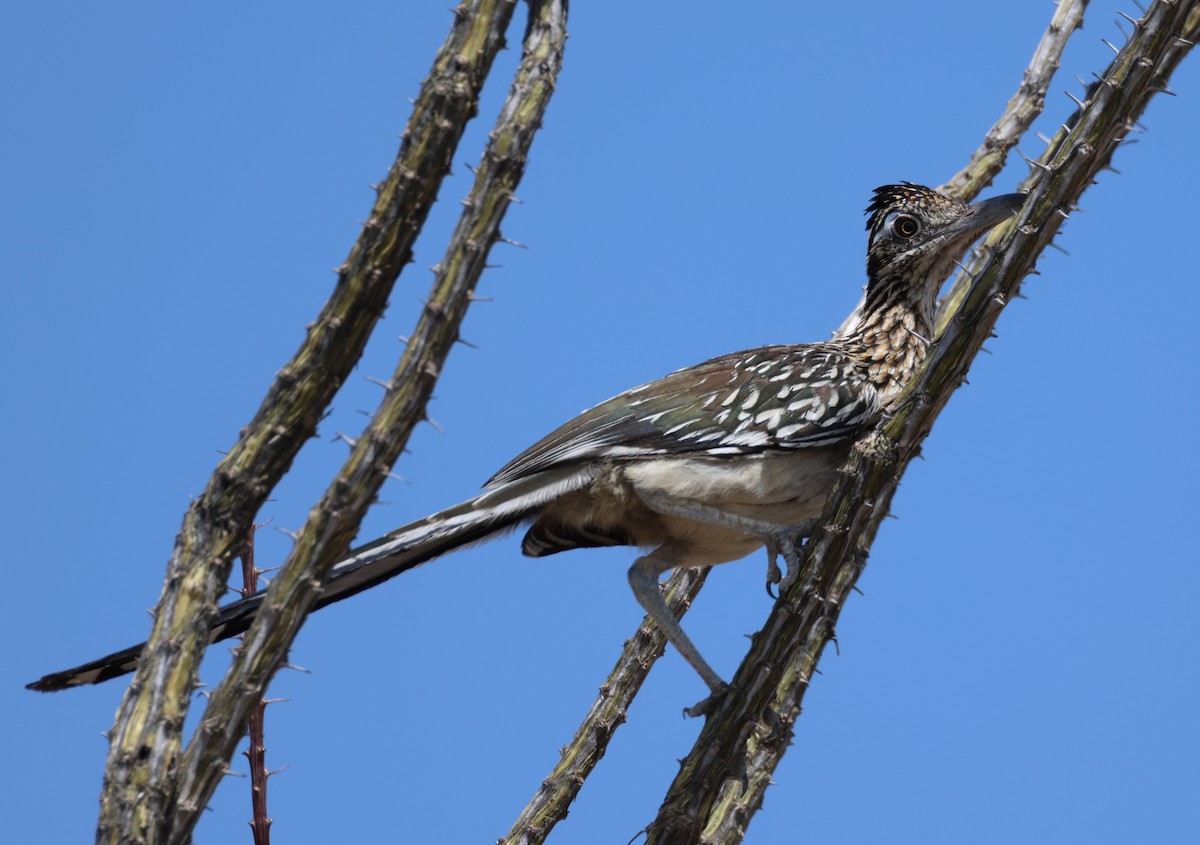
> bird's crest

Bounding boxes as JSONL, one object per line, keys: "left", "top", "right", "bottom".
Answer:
{"left": 864, "top": 183, "right": 955, "bottom": 236}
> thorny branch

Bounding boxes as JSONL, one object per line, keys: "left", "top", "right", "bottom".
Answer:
{"left": 500, "top": 4, "right": 1092, "bottom": 843}
{"left": 645, "top": 2, "right": 1198, "bottom": 843}
{"left": 94, "top": 2, "right": 519, "bottom": 844}
{"left": 239, "top": 524, "right": 272, "bottom": 845}
{"left": 165, "top": 2, "right": 566, "bottom": 843}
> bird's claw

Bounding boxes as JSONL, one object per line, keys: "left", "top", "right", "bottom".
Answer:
{"left": 765, "top": 547, "right": 782, "bottom": 597}
{"left": 763, "top": 526, "right": 805, "bottom": 597}
{"left": 683, "top": 682, "right": 730, "bottom": 719}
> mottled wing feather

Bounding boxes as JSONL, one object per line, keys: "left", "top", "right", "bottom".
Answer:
{"left": 486, "top": 343, "right": 880, "bottom": 488}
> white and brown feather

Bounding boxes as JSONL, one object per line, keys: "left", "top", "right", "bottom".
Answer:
{"left": 492, "top": 184, "right": 1019, "bottom": 560}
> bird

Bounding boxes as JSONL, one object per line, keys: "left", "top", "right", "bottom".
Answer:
{"left": 28, "top": 183, "right": 1024, "bottom": 706}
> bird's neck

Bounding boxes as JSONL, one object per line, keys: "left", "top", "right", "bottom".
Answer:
{"left": 848, "top": 276, "right": 936, "bottom": 396}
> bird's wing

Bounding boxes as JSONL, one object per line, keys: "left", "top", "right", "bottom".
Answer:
{"left": 486, "top": 343, "right": 881, "bottom": 487}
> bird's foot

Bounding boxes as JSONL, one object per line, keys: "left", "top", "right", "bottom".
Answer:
{"left": 763, "top": 520, "right": 815, "bottom": 598}
{"left": 683, "top": 682, "right": 730, "bottom": 719}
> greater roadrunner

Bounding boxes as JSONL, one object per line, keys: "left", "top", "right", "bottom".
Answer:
{"left": 29, "top": 184, "right": 1024, "bottom": 702}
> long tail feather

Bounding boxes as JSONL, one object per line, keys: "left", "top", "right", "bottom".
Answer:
{"left": 27, "top": 466, "right": 593, "bottom": 692}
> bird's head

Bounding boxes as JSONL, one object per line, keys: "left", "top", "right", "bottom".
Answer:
{"left": 864, "top": 183, "right": 1025, "bottom": 302}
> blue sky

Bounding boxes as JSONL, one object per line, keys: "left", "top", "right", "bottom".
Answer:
{"left": 4, "top": 2, "right": 1198, "bottom": 842}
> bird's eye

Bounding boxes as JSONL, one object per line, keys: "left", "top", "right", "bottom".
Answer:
{"left": 892, "top": 215, "right": 920, "bottom": 238}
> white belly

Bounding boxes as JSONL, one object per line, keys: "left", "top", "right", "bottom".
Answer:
{"left": 621, "top": 447, "right": 846, "bottom": 522}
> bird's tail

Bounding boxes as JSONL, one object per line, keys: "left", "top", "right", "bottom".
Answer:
{"left": 27, "top": 465, "right": 595, "bottom": 692}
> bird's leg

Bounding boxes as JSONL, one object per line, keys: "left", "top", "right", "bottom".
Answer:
{"left": 628, "top": 551, "right": 728, "bottom": 717}
{"left": 635, "top": 489, "right": 817, "bottom": 596}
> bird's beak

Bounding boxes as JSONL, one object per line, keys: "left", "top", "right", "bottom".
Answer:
{"left": 958, "top": 192, "right": 1026, "bottom": 239}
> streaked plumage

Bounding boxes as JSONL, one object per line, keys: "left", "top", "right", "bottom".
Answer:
{"left": 29, "top": 184, "right": 1024, "bottom": 699}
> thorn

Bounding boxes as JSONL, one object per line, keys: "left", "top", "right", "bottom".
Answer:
{"left": 1035, "top": 131, "right": 1052, "bottom": 145}
{"left": 1074, "top": 74, "right": 1088, "bottom": 89}
{"left": 364, "top": 375, "right": 394, "bottom": 390}
{"left": 455, "top": 336, "right": 479, "bottom": 349}
{"left": 509, "top": 195, "right": 523, "bottom": 204}
{"left": 280, "top": 662, "right": 311, "bottom": 674}
{"left": 1150, "top": 85, "right": 1176, "bottom": 96}
{"left": 1102, "top": 164, "right": 1123, "bottom": 175}
{"left": 1131, "top": 0, "right": 1145, "bottom": 13}
{"left": 1116, "top": 10, "right": 1140, "bottom": 27}
{"left": 333, "top": 432, "right": 358, "bottom": 448}
{"left": 1064, "top": 89, "right": 1085, "bottom": 108}
{"left": 1014, "top": 291, "right": 1029, "bottom": 300}
{"left": 264, "top": 697, "right": 292, "bottom": 705}
{"left": 424, "top": 417, "right": 446, "bottom": 434}
{"left": 275, "top": 526, "right": 301, "bottom": 542}
{"left": 469, "top": 294, "right": 494, "bottom": 302}
{"left": 951, "top": 259, "right": 977, "bottom": 281}
{"left": 851, "top": 585, "right": 864, "bottom": 596}
{"left": 398, "top": 335, "right": 409, "bottom": 345}
{"left": 1056, "top": 208, "right": 1070, "bottom": 220}
{"left": 498, "top": 237, "right": 527, "bottom": 249}
{"left": 1017, "top": 149, "right": 1056, "bottom": 172}
{"left": 267, "top": 764, "right": 291, "bottom": 777}
{"left": 980, "top": 346, "right": 993, "bottom": 355}
{"left": 1048, "top": 240, "right": 1070, "bottom": 256}
{"left": 483, "top": 263, "right": 504, "bottom": 269}
{"left": 385, "top": 471, "right": 410, "bottom": 484}
{"left": 1175, "top": 36, "right": 1195, "bottom": 48}
{"left": 904, "top": 326, "right": 931, "bottom": 346}
{"left": 1101, "top": 38, "right": 1121, "bottom": 54}
{"left": 1114, "top": 20, "right": 1130, "bottom": 40}
{"left": 223, "top": 768, "right": 247, "bottom": 779}
{"left": 464, "top": 162, "right": 477, "bottom": 174}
